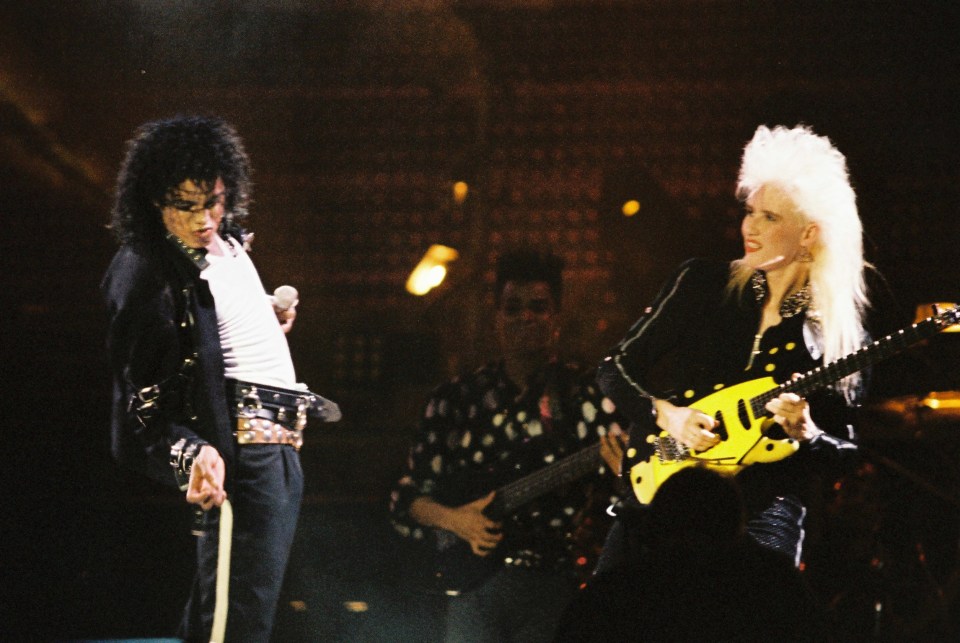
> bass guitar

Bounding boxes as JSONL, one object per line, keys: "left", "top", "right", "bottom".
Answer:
{"left": 418, "top": 440, "right": 603, "bottom": 595}
{"left": 629, "top": 304, "right": 960, "bottom": 505}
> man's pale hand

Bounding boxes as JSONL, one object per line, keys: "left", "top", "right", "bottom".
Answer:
{"left": 600, "top": 423, "right": 627, "bottom": 476}
{"left": 449, "top": 492, "right": 503, "bottom": 556}
{"left": 185, "top": 445, "right": 227, "bottom": 510}
{"left": 275, "top": 303, "right": 297, "bottom": 334}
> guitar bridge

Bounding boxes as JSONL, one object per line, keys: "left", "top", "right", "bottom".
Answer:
{"left": 655, "top": 437, "right": 689, "bottom": 463}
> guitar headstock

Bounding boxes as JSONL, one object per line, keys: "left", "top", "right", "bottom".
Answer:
{"left": 917, "top": 302, "right": 960, "bottom": 331}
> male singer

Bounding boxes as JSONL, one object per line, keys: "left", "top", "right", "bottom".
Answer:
{"left": 103, "top": 115, "right": 312, "bottom": 642}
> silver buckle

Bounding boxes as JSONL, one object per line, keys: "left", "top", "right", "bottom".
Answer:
{"left": 296, "top": 396, "right": 309, "bottom": 430}
{"left": 238, "top": 386, "right": 262, "bottom": 418}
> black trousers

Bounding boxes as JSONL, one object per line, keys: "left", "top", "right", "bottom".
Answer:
{"left": 180, "top": 444, "right": 304, "bottom": 643}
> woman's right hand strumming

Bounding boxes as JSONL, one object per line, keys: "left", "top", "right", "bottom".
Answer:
{"left": 654, "top": 399, "right": 722, "bottom": 451}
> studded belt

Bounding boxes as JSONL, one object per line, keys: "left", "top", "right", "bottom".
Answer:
{"left": 226, "top": 378, "right": 342, "bottom": 425}
{"left": 235, "top": 417, "right": 303, "bottom": 450}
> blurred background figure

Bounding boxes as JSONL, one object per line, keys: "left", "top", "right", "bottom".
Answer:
{"left": 389, "top": 248, "right": 625, "bottom": 642}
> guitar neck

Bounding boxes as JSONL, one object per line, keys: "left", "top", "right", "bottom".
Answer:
{"left": 488, "top": 442, "right": 602, "bottom": 518}
{"left": 750, "top": 308, "right": 958, "bottom": 415}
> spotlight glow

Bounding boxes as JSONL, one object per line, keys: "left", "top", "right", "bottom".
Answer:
{"left": 453, "top": 181, "right": 469, "bottom": 205}
{"left": 406, "top": 244, "right": 459, "bottom": 296}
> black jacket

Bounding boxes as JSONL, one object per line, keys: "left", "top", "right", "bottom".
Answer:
{"left": 102, "top": 239, "right": 237, "bottom": 490}
{"left": 597, "top": 258, "right": 859, "bottom": 517}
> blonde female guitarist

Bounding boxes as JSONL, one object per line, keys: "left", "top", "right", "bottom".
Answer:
{"left": 596, "top": 124, "right": 869, "bottom": 568}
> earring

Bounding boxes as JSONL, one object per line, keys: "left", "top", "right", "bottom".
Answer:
{"left": 798, "top": 247, "right": 813, "bottom": 263}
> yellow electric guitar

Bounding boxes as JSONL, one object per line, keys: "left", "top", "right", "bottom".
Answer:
{"left": 629, "top": 304, "right": 960, "bottom": 505}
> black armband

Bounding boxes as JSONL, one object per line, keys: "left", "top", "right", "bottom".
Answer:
{"left": 169, "top": 438, "right": 209, "bottom": 491}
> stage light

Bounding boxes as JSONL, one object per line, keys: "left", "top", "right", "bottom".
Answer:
{"left": 453, "top": 181, "right": 469, "bottom": 205}
{"left": 406, "top": 244, "right": 459, "bottom": 296}
{"left": 920, "top": 392, "right": 960, "bottom": 410}
{"left": 343, "top": 601, "right": 369, "bottom": 613}
{"left": 621, "top": 199, "right": 641, "bottom": 217}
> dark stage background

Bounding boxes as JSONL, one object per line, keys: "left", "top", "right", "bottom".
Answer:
{"left": 3, "top": 1, "right": 960, "bottom": 640}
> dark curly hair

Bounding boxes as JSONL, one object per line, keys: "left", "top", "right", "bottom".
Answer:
{"left": 109, "top": 115, "right": 251, "bottom": 245}
{"left": 495, "top": 247, "right": 565, "bottom": 310}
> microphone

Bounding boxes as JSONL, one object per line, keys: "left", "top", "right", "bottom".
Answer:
{"left": 271, "top": 285, "right": 299, "bottom": 311}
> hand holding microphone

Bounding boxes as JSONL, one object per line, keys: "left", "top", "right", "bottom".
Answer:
{"left": 271, "top": 285, "right": 299, "bottom": 333}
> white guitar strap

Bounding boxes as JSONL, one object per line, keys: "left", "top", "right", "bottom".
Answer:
{"left": 209, "top": 498, "right": 233, "bottom": 643}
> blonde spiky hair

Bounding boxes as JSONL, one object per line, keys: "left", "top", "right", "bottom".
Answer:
{"left": 736, "top": 125, "right": 869, "bottom": 398}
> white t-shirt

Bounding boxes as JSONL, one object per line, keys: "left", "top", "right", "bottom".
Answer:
{"left": 201, "top": 236, "right": 298, "bottom": 388}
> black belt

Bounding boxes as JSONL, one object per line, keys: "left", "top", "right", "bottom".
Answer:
{"left": 225, "top": 378, "right": 342, "bottom": 427}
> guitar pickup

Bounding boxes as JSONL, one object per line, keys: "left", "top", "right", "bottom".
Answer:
{"left": 714, "top": 410, "right": 728, "bottom": 440}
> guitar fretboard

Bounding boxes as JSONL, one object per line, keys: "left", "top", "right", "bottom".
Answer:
{"left": 749, "top": 307, "right": 959, "bottom": 417}
{"left": 489, "top": 442, "right": 602, "bottom": 518}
